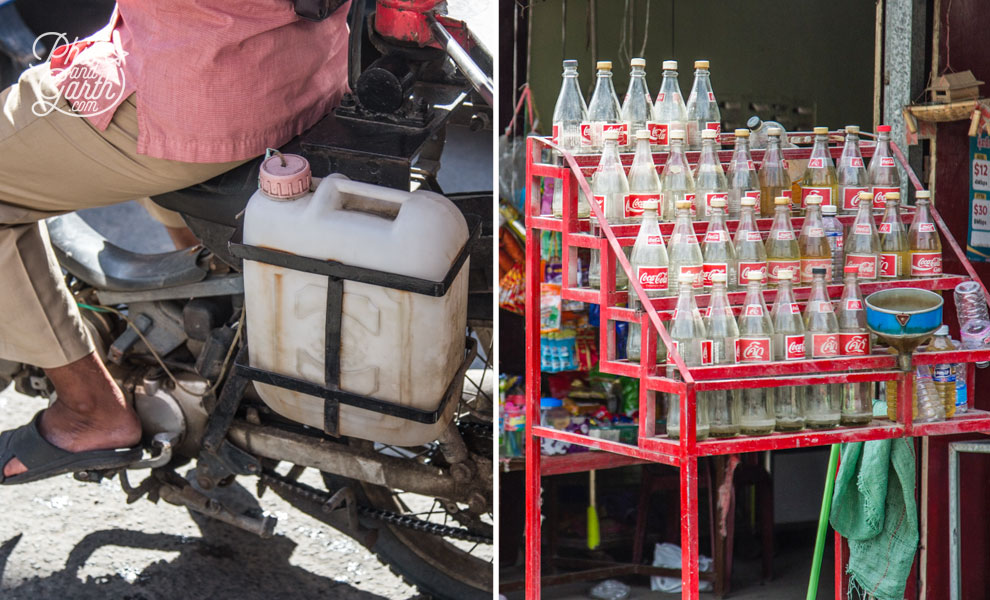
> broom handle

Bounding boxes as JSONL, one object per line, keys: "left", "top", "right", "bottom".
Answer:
{"left": 807, "top": 444, "right": 841, "bottom": 600}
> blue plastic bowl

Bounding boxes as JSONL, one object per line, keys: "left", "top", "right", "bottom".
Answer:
{"left": 864, "top": 288, "right": 943, "bottom": 338}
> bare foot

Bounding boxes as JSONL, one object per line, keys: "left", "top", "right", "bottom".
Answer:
{"left": 2, "top": 352, "right": 141, "bottom": 478}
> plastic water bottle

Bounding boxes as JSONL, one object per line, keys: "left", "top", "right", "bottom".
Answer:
{"left": 915, "top": 365, "right": 945, "bottom": 423}
{"left": 953, "top": 337, "right": 968, "bottom": 412}
{"left": 822, "top": 204, "right": 844, "bottom": 284}
{"left": 929, "top": 325, "right": 957, "bottom": 418}
{"left": 954, "top": 280, "right": 990, "bottom": 368}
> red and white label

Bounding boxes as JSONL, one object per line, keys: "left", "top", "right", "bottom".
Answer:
{"left": 873, "top": 187, "right": 899, "bottom": 210}
{"left": 580, "top": 122, "right": 593, "bottom": 146}
{"left": 788, "top": 302, "right": 802, "bottom": 315}
{"left": 736, "top": 337, "right": 771, "bottom": 362}
{"left": 737, "top": 261, "right": 768, "bottom": 286}
{"left": 918, "top": 223, "right": 936, "bottom": 233}
{"left": 879, "top": 253, "right": 900, "bottom": 278}
{"left": 854, "top": 223, "right": 873, "bottom": 235}
{"left": 704, "top": 230, "right": 727, "bottom": 244}
{"left": 768, "top": 260, "right": 801, "bottom": 281}
{"left": 603, "top": 122, "right": 630, "bottom": 147}
{"left": 785, "top": 334, "right": 806, "bottom": 360}
{"left": 775, "top": 229, "right": 796, "bottom": 241}
{"left": 849, "top": 157, "right": 864, "bottom": 168}
{"left": 840, "top": 332, "right": 870, "bottom": 356}
{"left": 880, "top": 157, "right": 896, "bottom": 168}
{"left": 846, "top": 254, "right": 878, "bottom": 279}
{"left": 593, "top": 194, "right": 606, "bottom": 215}
{"left": 702, "top": 263, "right": 727, "bottom": 287}
{"left": 701, "top": 340, "right": 714, "bottom": 365}
{"left": 747, "top": 161, "right": 756, "bottom": 171}
{"left": 743, "top": 304, "right": 764, "bottom": 317}
{"left": 705, "top": 191, "right": 729, "bottom": 209}
{"left": 744, "top": 190, "right": 761, "bottom": 204}
{"left": 707, "top": 91, "right": 716, "bottom": 102}
{"left": 625, "top": 193, "right": 660, "bottom": 219}
{"left": 878, "top": 222, "right": 892, "bottom": 234}
{"left": 842, "top": 186, "right": 870, "bottom": 211}
{"left": 911, "top": 252, "right": 942, "bottom": 276}
{"left": 636, "top": 266, "right": 669, "bottom": 291}
{"left": 800, "top": 258, "right": 832, "bottom": 283}
{"left": 801, "top": 186, "right": 832, "bottom": 208}
{"left": 746, "top": 230, "right": 763, "bottom": 242}
{"left": 647, "top": 234, "right": 664, "bottom": 245}
{"left": 657, "top": 92, "right": 665, "bottom": 102}
{"left": 808, "top": 158, "right": 825, "bottom": 169}
{"left": 803, "top": 226, "right": 825, "bottom": 238}
{"left": 705, "top": 122, "right": 721, "bottom": 138}
{"left": 845, "top": 298, "right": 863, "bottom": 311}
{"left": 815, "top": 300, "right": 834, "bottom": 313}
{"left": 648, "top": 122, "right": 669, "bottom": 146}
{"left": 679, "top": 264, "right": 704, "bottom": 288}
{"left": 811, "top": 333, "right": 839, "bottom": 358}
{"left": 552, "top": 124, "right": 560, "bottom": 145}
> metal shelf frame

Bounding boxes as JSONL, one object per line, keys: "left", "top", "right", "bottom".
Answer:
{"left": 521, "top": 130, "right": 990, "bottom": 599}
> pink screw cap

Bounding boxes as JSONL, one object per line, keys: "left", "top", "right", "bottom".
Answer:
{"left": 258, "top": 151, "right": 311, "bottom": 200}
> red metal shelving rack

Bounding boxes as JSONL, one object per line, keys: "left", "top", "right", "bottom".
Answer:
{"left": 521, "top": 131, "right": 990, "bottom": 599}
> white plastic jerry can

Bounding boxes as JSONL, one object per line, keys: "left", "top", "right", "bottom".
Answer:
{"left": 242, "top": 153, "right": 469, "bottom": 446}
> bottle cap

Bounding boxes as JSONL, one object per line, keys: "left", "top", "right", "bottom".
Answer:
{"left": 258, "top": 152, "right": 312, "bottom": 200}
{"left": 694, "top": 60, "right": 710, "bottom": 69}
{"left": 631, "top": 58, "right": 646, "bottom": 68}
{"left": 741, "top": 197, "right": 756, "bottom": 207}
{"left": 845, "top": 125, "right": 860, "bottom": 134}
{"left": 806, "top": 194, "right": 823, "bottom": 205}
{"left": 702, "top": 129, "right": 717, "bottom": 140}
{"left": 812, "top": 267, "right": 826, "bottom": 275}
{"left": 735, "top": 128, "right": 750, "bottom": 137}
{"left": 635, "top": 129, "right": 650, "bottom": 140}
{"left": 675, "top": 200, "right": 692, "bottom": 210}
{"left": 937, "top": 324, "right": 950, "bottom": 335}
{"left": 877, "top": 124, "right": 892, "bottom": 133}
{"left": 885, "top": 191, "right": 901, "bottom": 202}
{"left": 670, "top": 129, "right": 686, "bottom": 140}
{"left": 822, "top": 204, "right": 837, "bottom": 215}
{"left": 814, "top": 126, "right": 829, "bottom": 135}
{"left": 563, "top": 59, "right": 578, "bottom": 69}
{"left": 711, "top": 272, "right": 727, "bottom": 283}
{"left": 774, "top": 196, "right": 789, "bottom": 205}
{"left": 642, "top": 200, "right": 659, "bottom": 211}
{"left": 778, "top": 269, "right": 793, "bottom": 280}
{"left": 679, "top": 272, "right": 697, "bottom": 284}
{"left": 917, "top": 190, "right": 931, "bottom": 199}
{"left": 604, "top": 129, "right": 620, "bottom": 141}
{"left": 858, "top": 191, "right": 873, "bottom": 201}
{"left": 597, "top": 61, "right": 612, "bottom": 71}
{"left": 768, "top": 127, "right": 782, "bottom": 136}
{"left": 662, "top": 60, "right": 678, "bottom": 70}
{"left": 710, "top": 198, "right": 727, "bottom": 208}
{"left": 747, "top": 116, "right": 763, "bottom": 129}
{"left": 747, "top": 271, "right": 764, "bottom": 282}
{"left": 844, "top": 265, "right": 859, "bottom": 274}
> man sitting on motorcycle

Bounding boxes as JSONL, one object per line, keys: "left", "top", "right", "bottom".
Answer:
{"left": 0, "top": 1, "right": 350, "bottom": 483}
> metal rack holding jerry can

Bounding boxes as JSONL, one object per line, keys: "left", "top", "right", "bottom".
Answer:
{"left": 521, "top": 130, "right": 990, "bottom": 599}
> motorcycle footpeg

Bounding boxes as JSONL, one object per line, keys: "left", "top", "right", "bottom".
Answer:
{"left": 128, "top": 431, "right": 181, "bottom": 470}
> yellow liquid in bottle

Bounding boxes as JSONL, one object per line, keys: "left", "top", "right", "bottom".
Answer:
{"left": 885, "top": 379, "right": 918, "bottom": 421}
{"left": 760, "top": 185, "right": 788, "bottom": 217}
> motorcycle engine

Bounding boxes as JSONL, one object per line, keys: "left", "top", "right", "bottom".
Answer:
{"left": 133, "top": 373, "right": 211, "bottom": 457}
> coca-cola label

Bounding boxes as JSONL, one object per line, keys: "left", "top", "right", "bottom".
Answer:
{"left": 747, "top": 161, "right": 756, "bottom": 172}
{"left": 880, "top": 157, "right": 896, "bottom": 167}
{"left": 743, "top": 304, "right": 763, "bottom": 317}
{"left": 808, "top": 158, "right": 825, "bottom": 169}
{"left": 637, "top": 266, "right": 669, "bottom": 290}
{"left": 850, "top": 157, "right": 864, "bottom": 168}
{"left": 840, "top": 332, "right": 870, "bottom": 355}
{"left": 781, "top": 189, "right": 793, "bottom": 200}
{"left": 552, "top": 124, "right": 560, "bottom": 145}
{"left": 811, "top": 333, "right": 839, "bottom": 358}
{"left": 701, "top": 340, "right": 714, "bottom": 365}
{"left": 815, "top": 300, "right": 834, "bottom": 313}
{"left": 593, "top": 194, "right": 606, "bottom": 215}
{"left": 768, "top": 260, "right": 801, "bottom": 281}
{"left": 647, "top": 234, "right": 664, "bottom": 245}
{"left": 603, "top": 122, "right": 629, "bottom": 147}
{"left": 746, "top": 231, "right": 763, "bottom": 242}
{"left": 878, "top": 222, "right": 892, "bottom": 234}
{"left": 704, "top": 230, "right": 727, "bottom": 244}
{"left": 804, "top": 226, "right": 825, "bottom": 238}
{"left": 580, "top": 122, "right": 593, "bottom": 146}
{"left": 800, "top": 258, "right": 832, "bottom": 283}
{"left": 744, "top": 190, "right": 761, "bottom": 203}
{"left": 785, "top": 334, "right": 806, "bottom": 360}
{"left": 911, "top": 252, "right": 942, "bottom": 276}
{"left": 775, "top": 229, "right": 796, "bottom": 241}
{"left": 846, "top": 254, "right": 878, "bottom": 279}
{"left": 873, "top": 187, "right": 899, "bottom": 210}
{"left": 736, "top": 337, "right": 771, "bottom": 363}
{"left": 702, "top": 263, "right": 727, "bottom": 287}
{"left": 657, "top": 92, "right": 665, "bottom": 102}
{"left": 854, "top": 223, "right": 873, "bottom": 235}
{"left": 879, "top": 253, "right": 900, "bottom": 278}
{"left": 648, "top": 122, "right": 669, "bottom": 146}
{"left": 737, "top": 261, "right": 768, "bottom": 286}
{"left": 789, "top": 302, "right": 802, "bottom": 315}
{"left": 625, "top": 193, "right": 660, "bottom": 218}
{"left": 705, "top": 122, "right": 721, "bottom": 140}
{"left": 707, "top": 91, "right": 716, "bottom": 102}
{"left": 801, "top": 186, "right": 833, "bottom": 208}
{"left": 919, "top": 223, "right": 936, "bottom": 233}
{"left": 679, "top": 264, "right": 704, "bottom": 288}
{"left": 705, "top": 191, "right": 728, "bottom": 209}
{"left": 845, "top": 298, "right": 863, "bottom": 311}
{"left": 842, "top": 186, "right": 870, "bottom": 211}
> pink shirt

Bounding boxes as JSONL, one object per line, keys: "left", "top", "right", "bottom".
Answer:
{"left": 50, "top": 1, "right": 350, "bottom": 163}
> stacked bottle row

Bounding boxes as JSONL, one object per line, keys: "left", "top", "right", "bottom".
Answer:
{"left": 550, "top": 57, "right": 904, "bottom": 219}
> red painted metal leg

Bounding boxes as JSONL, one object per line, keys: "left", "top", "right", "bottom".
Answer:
{"left": 681, "top": 456, "right": 701, "bottom": 600}
{"left": 834, "top": 532, "right": 848, "bottom": 599}
{"left": 524, "top": 136, "right": 543, "bottom": 599}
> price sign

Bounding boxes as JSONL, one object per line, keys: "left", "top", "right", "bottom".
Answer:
{"left": 974, "top": 155, "right": 990, "bottom": 191}
{"left": 969, "top": 136, "right": 990, "bottom": 260}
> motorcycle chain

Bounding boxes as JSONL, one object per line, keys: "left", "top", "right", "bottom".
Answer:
{"left": 260, "top": 469, "right": 492, "bottom": 544}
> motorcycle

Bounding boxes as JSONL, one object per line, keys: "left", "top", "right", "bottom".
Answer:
{"left": 0, "top": 1, "right": 494, "bottom": 598}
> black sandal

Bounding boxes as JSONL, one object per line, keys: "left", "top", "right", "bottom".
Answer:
{"left": 0, "top": 411, "right": 142, "bottom": 485}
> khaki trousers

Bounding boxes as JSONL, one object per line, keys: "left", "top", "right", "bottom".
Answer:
{"left": 0, "top": 65, "right": 247, "bottom": 368}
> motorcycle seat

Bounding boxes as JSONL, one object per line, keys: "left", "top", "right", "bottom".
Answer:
{"left": 47, "top": 212, "right": 209, "bottom": 292}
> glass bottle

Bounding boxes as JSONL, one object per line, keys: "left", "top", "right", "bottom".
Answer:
{"left": 666, "top": 273, "right": 711, "bottom": 440}
{"left": 804, "top": 268, "right": 840, "bottom": 427}
{"left": 908, "top": 191, "right": 942, "bottom": 278}
{"left": 705, "top": 272, "right": 740, "bottom": 437}
{"left": 727, "top": 128, "right": 761, "bottom": 219}
{"left": 629, "top": 199, "right": 669, "bottom": 300}
{"left": 878, "top": 191, "right": 909, "bottom": 279}
{"left": 588, "top": 131, "right": 629, "bottom": 290}
{"left": 798, "top": 127, "right": 838, "bottom": 214}
{"left": 625, "top": 130, "right": 662, "bottom": 224}
{"left": 736, "top": 271, "right": 776, "bottom": 434}
{"left": 685, "top": 60, "right": 721, "bottom": 150}
{"left": 758, "top": 128, "right": 791, "bottom": 217}
{"left": 651, "top": 60, "right": 688, "bottom": 151}
{"left": 867, "top": 124, "right": 901, "bottom": 212}
{"left": 837, "top": 125, "right": 870, "bottom": 214}
{"left": 551, "top": 60, "right": 590, "bottom": 218}
{"left": 582, "top": 61, "right": 624, "bottom": 152}
{"left": 844, "top": 191, "right": 881, "bottom": 281}
{"left": 694, "top": 128, "right": 728, "bottom": 221}
{"left": 765, "top": 196, "right": 801, "bottom": 287}
{"left": 733, "top": 196, "right": 768, "bottom": 288}
{"left": 771, "top": 269, "right": 806, "bottom": 430}
{"left": 667, "top": 199, "right": 704, "bottom": 297}
{"left": 702, "top": 198, "right": 737, "bottom": 291}
{"left": 620, "top": 59, "right": 653, "bottom": 152}
{"left": 660, "top": 130, "right": 697, "bottom": 220}
{"left": 837, "top": 266, "right": 873, "bottom": 425}
{"left": 798, "top": 194, "right": 833, "bottom": 284}
{"left": 626, "top": 296, "right": 666, "bottom": 364}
